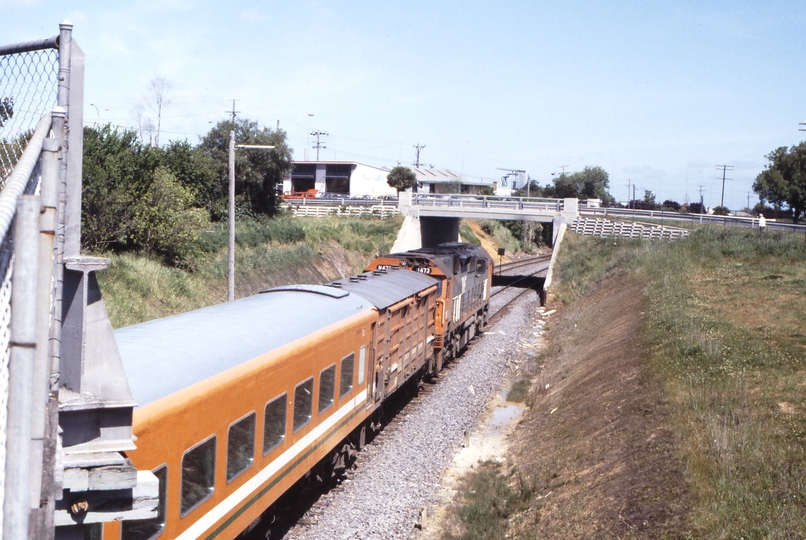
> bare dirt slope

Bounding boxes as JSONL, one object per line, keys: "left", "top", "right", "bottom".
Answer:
{"left": 509, "top": 272, "right": 693, "bottom": 538}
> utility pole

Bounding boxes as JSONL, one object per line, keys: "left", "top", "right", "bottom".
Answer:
{"left": 626, "top": 179, "right": 631, "bottom": 208}
{"left": 746, "top": 191, "right": 751, "bottom": 211}
{"left": 228, "top": 134, "right": 275, "bottom": 302}
{"left": 413, "top": 143, "right": 426, "bottom": 168}
{"left": 227, "top": 99, "right": 240, "bottom": 124}
{"left": 559, "top": 164, "right": 569, "bottom": 174}
{"left": 698, "top": 185, "right": 706, "bottom": 213}
{"left": 715, "top": 164, "right": 734, "bottom": 208}
{"left": 799, "top": 121, "right": 806, "bottom": 132}
{"left": 311, "top": 130, "right": 328, "bottom": 160}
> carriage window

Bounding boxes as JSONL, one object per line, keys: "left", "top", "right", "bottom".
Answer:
{"left": 358, "top": 347, "right": 366, "bottom": 385}
{"left": 293, "top": 378, "right": 314, "bottom": 432}
{"left": 122, "top": 465, "right": 167, "bottom": 539}
{"left": 181, "top": 436, "right": 216, "bottom": 516}
{"left": 476, "top": 259, "right": 487, "bottom": 274}
{"left": 340, "top": 354, "right": 355, "bottom": 398}
{"left": 319, "top": 364, "right": 336, "bottom": 414}
{"left": 263, "top": 394, "right": 287, "bottom": 455}
{"left": 227, "top": 413, "right": 255, "bottom": 482}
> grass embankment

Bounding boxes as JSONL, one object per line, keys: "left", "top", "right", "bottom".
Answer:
{"left": 444, "top": 228, "right": 806, "bottom": 539}
{"left": 97, "top": 216, "right": 402, "bottom": 328}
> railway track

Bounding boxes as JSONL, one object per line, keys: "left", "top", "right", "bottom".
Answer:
{"left": 496, "top": 253, "right": 552, "bottom": 275}
{"left": 245, "top": 259, "right": 547, "bottom": 539}
{"left": 276, "top": 284, "right": 541, "bottom": 540}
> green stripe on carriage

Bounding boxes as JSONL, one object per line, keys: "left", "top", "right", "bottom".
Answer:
{"left": 202, "top": 407, "right": 366, "bottom": 539}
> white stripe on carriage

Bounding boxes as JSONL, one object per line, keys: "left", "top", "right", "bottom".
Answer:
{"left": 176, "top": 388, "right": 368, "bottom": 540}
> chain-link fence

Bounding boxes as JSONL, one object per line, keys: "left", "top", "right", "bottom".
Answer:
{"left": 0, "top": 36, "right": 60, "bottom": 538}
{"left": 0, "top": 48, "right": 58, "bottom": 186}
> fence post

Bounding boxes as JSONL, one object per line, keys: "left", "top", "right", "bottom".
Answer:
{"left": 3, "top": 196, "right": 41, "bottom": 540}
{"left": 28, "top": 130, "right": 61, "bottom": 529}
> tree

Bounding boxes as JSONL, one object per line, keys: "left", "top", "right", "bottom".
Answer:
{"left": 0, "top": 97, "right": 13, "bottom": 127}
{"left": 81, "top": 124, "right": 211, "bottom": 265}
{"left": 131, "top": 167, "right": 207, "bottom": 266}
{"left": 544, "top": 166, "right": 614, "bottom": 203}
{"left": 81, "top": 125, "right": 162, "bottom": 251}
{"left": 753, "top": 142, "right": 806, "bottom": 224}
{"left": 512, "top": 179, "right": 544, "bottom": 197}
{"left": 642, "top": 190, "right": 657, "bottom": 209}
{"left": 687, "top": 202, "right": 705, "bottom": 214}
{"left": 132, "top": 103, "right": 155, "bottom": 145}
{"left": 386, "top": 166, "right": 417, "bottom": 192}
{"left": 198, "top": 119, "right": 293, "bottom": 218}
{"left": 161, "top": 140, "right": 221, "bottom": 213}
{"left": 148, "top": 76, "right": 171, "bottom": 147}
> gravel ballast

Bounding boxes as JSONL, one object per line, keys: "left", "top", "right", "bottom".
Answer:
{"left": 283, "top": 287, "right": 541, "bottom": 540}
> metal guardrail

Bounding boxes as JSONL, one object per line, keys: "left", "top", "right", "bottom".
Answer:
{"left": 410, "top": 193, "right": 568, "bottom": 212}
{"left": 582, "top": 207, "right": 806, "bottom": 234}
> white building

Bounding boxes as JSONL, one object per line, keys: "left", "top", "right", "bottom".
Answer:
{"left": 284, "top": 161, "right": 398, "bottom": 198}
{"left": 409, "top": 167, "right": 493, "bottom": 195}
{"left": 284, "top": 161, "right": 495, "bottom": 197}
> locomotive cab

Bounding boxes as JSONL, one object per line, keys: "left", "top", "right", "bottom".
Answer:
{"left": 365, "top": 243, "right": 493, "bottom": 371}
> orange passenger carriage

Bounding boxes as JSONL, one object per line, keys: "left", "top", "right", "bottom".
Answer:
{"left": 106, "top": 270, "right": 444, "bottom": 540}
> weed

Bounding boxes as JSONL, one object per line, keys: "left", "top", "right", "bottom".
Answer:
{"left": 443, "top": 461, "right": 534, "bottom": 540}
{"left": 507, "top": 378, "right": 532, "bottom": 403}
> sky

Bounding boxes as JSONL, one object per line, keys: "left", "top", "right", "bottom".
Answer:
{"left": 3, "top": 0, "right": 806, "bottom": 210}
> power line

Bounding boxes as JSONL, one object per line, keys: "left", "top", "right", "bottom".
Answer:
{"left": 715, "top": 164, "right": 734, "bottom": 208}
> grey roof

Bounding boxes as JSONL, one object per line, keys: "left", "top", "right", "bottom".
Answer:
{"left": 326, "top": 269, "right": 438, "bottom": 310}
{"left": 114, "top": 286, "right": 371, "bottom": 408}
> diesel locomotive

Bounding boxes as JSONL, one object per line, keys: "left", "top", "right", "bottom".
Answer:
{"left": 104, "top": 242, "right": 493, "bottom": 540}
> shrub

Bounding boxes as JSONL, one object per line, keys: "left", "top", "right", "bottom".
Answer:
{"left": 131, "top": 167, "right": 207, "bottom": 267}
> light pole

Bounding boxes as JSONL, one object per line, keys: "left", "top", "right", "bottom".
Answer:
{"left": 89, "top": 102, "right": 106, "bottom": 119}
{"left": 285, "top": 112, "right": 313, "bottom": 129}
{"left": 228, "top": 130, "right": 275, "bottom": 302}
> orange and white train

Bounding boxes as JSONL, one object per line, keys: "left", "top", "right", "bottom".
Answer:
{"left": 105, "top": 243, "right": 492, "bottom": 540}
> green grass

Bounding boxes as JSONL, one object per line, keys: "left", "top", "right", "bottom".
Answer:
{"left": 638, "top": 228, "right": 806, "bottom": 537}
{"left": 506, "top": 378, "right": 532, "bottom": 403}
{"left": 479, "top": 220, "right": 523, "bottom": 254}
{"left": 459, "top": 221, "right": 482, "bottom": 246}
{"left": 448, "top": 228, "right": 806, "bottom": 538}
{"left": 96, "top": 215, "right": 403, "bottom": 327}
{"left": 443, "top": 462, "right": 535, "bottom": 540}
{"left": 553, "top": 229, "right": 806, "bottom": 537}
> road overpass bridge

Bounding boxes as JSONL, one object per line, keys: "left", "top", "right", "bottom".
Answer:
{"left": 392, "top": 193, "right": 584, "bottom": 251}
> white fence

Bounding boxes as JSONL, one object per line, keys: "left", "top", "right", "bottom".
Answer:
{"left": 284, "top": 203, "right": 399, "bottom": 219}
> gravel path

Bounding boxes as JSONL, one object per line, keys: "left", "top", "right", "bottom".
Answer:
{"left": 283, "top": 287, "right": 541, "bottom": 540}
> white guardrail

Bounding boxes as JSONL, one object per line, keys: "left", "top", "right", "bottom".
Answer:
{"left": 582, "top": 207, "right": 806, "bottom": 234}
{"left": 283, "top": 203, "right": 399, "bottom": 219}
